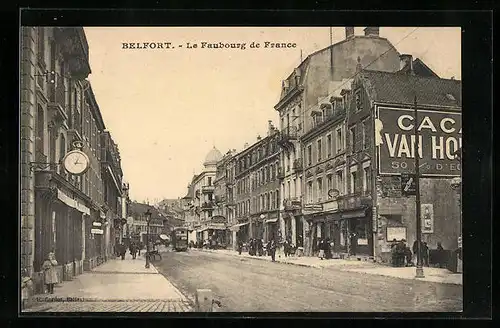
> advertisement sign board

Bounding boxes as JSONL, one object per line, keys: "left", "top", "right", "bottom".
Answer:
{"left": 377, "top": 107, "right": 461, "bottom": 176}
{"left": 386, "top": 226, "right": 407, "bottom": 241}
{"left": 421, "top": 203, "right": 434, "bottom": 234}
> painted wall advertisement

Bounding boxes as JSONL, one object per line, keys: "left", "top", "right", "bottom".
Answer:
{"left": 376, "top": 107, "right": 461, "bottom": 176}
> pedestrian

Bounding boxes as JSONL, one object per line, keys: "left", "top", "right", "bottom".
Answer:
{"left": 129, "top": 243, "right": 137, "bottom": 259}
{"left": 422, "top": 242, "right": 429, "bottom": 267}
{"left": 249, "top": 238, "right": 255, "bottom": 256}
{"left": 269, "top": 239, "right": 277, "bottom": 262}
{"left": 42, "top": 251, "right": 58, "bottom": 294}
{"left": 237, "top": 239, "right": 243, "bottom": 255}
{"left": 318, "top": 239, "right": 325, "bottom": 260}
{"left": 436, "top": 242, "right": 445, "bottom": 268}
{"left": 283, "top": 239, "right": 289, "bottom": 258}
{"left": 325, "top": 238, "right": 333, "bottom": 259}
{"left": 119, "top": 243, "right": 126, "bottom": 260}
{"left": 258, "top": 239, "right": 264, "bottom": 256}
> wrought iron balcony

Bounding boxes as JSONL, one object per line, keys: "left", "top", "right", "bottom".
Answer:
{"left": 293, "top": 158, "right": 303, "bottom": 172}
{"left": 283, "top": 197, "right": 302, "bottom": 211}
{"left": 277, "top": 167, "right": 285, "bottom": 180}
{"left": 201, "top": 202, "right": 215, "bottom": 210}
{"left": 277, "top": 126, "right": 299, "bottom": 148}
{"left": 201, "top": 185, "right": 215, "bottom": 194}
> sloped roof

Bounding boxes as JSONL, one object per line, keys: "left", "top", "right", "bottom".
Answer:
{"left": 361, "top": 70, "right": 461, "bottom": 108}
{"left": 129, "top": 202, "right": 164, "bottom": 220}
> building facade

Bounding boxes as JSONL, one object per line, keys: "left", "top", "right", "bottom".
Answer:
{"left": 232, "top": 122, "right": 281, "bottom": 245}
{"left": 275, "top": 27, "right": 402, "bottom": 256}
{"left": 351, "top": 59, "right": 462, "bottom": 263}
{"left": 213, "top": 150, "right": 236, "bottom": 248}
{"left": 128, "top": 202, "right": 165, "bottom": 245}
{"left": 20, "top": 26, "right": 124, "bottom": 302}
{"left": 192, "top": 148, "right": 224, "bottom": 243}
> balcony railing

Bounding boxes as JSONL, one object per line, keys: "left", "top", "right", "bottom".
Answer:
{"left": 283, "top": 197, "right": 302, "bottom": 211}
{"left": 201, "top": 202, "right": 215, "bottom": 210}
{"left": 293, "top": 158, "right": 303, "bottom": 172}
{"left": 277, "top": 167, "right": 285, "bottom": 180}
{"left": 278, "top": 126, "right": 298, "bottom": 144}
{"left": 201, "top": 185, "right": 215, "bottom": 194}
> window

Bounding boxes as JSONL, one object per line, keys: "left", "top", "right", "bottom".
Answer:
{"left": 349, "top": 126, "right": 356, "bottom": 153}
{"left": 355, "top": 89, "right": 362, "bottom": 111}
{"left": 37, "top": 28, "right": 45, "bottom": 64}
{"left": 286, "top": 153, "right": 290, "bottom": 172}
{"left": 307, "top": 145, "right": 312, "bottom": 165}
{"left": 336, "top": 170, "right": 344, "bottom": 195}
{"left": 336, "top": 128, "right": 343, "bottom": 153}
{"left": 327, "top": 175, "right": 333, "bottom": 196}
{"left": 350, "top": 169, "right": 358, "bottom": 194}
{"left": 267, "top": 193, "right": 270, "bottom": 210}
{"left": 317, "top": 178, "right": 323, "bottom": 202}
{"left": 287, "top": 180, "right": 291, "bottom": 198}
{"left": 307, "top": 181, "right": 313, "bottom": 203}
{"left": 317, "top": 139, "right": 322, "bottom": 161}
{"left": 327, "top": 134, "right": 332, "bottom": 158}
{"left": 363, "top": 166, "right": 371, "bottom": 193}
{"left": 363, "top": 120, "right": 369, "bottom": 150}
{"left": 36, "top": 106, "right": 44, "bottom": 154}
{"left": 292, "top": 178, "right": 297, "bottom": 197}
{"left": 276, "top": 189, "right": 280, "bottom": 208}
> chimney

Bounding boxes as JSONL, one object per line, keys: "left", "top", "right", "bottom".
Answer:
{"left": 399, "top": 54, "right": 413, "bottom": 73}
{"left": 257, "top": 135, "right": 261, "bottom": 141}
{"left": 345, "top": 27, "right": 355, "bottom": 39}
{"left": 364, "top": 27, "right": 379, "bottom": 37}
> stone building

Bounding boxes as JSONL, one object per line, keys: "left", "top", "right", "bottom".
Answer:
{"left": 127, "top": 202, "right": 165, "bottom": 245}
{"left": 213, "top": 150, "right": 236, "bottom": 248}
{"left": 274, "top": 27, "right": 402, "bottom": 256}
{"left": 20, "top": 26, "right": 124, "bottom": 303}
{"left": 348, "top": 57, "right": 461, "bottom": 262}
{"left": 232, "top": 122, "right": 281, "bottom": 245}
{"left": 192, "top": 147, "right": 224, "bottom": 243}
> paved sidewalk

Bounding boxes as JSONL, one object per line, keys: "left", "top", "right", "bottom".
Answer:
{"left": 192, "top": 248, "right": 462, "bottom": 285}
{"left": 23, "top": 252, "right": 193, "bottom": 312}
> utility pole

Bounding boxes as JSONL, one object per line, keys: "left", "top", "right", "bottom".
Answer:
{"left": 414, "top": 95, "right": 425, "bottom": 278}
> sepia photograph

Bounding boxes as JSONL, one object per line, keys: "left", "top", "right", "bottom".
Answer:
{"left": 20, "top": 25, "right": 463, "bottom": 313}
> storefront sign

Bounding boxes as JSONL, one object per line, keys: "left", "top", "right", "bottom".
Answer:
{"left": 386, "top": 226, "right": 407, "bottom": 241}
{"left": 303, "top": 204, "right": 324, "bottom": 212}
{"left": 91, "top": 228, "right": 104, "bottom": 235}
{"left": 377, "top": 107, "right": 461, "bottom": 176}
{"left": 357, "top": 238, "right": 368, "bottom": 245}
{"left": 401, "top": 173, "right": 417, "bottom": 196}
{"left": 421, "top": 203, "right": 434, "bottom": 234}
{"left": 92, "top": 221, "right": 102, "bottom": 227}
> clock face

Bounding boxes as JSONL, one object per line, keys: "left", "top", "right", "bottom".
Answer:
{"left": 63, "top": 150, "right": 90, "bottom": 175}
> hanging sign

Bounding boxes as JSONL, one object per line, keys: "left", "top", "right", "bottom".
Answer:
{"left": 91, "top": 228, "right": 104, "bottom": 235}
{"left": 92, "top": 221, "right": 102, "bottom": 227}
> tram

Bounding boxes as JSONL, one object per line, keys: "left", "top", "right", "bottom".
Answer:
{"left": 170, "top": 227, "right": 189, "bottom": 251}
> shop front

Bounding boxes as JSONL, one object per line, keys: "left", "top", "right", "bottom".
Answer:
{"left": 340, "top": 207, "right": 373, "bottom": 257}
{"left": 229, "top": 219, "right": 249, "bottom": 245}
{"left": 263, "top": 212, "right": 279, "bottom": 243}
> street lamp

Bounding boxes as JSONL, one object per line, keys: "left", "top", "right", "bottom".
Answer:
{"left": 145, "top": 209, "right": 152, "bottom": 269}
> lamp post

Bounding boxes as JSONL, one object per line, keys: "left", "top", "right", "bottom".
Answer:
{"left": 413, "top": 96, "right": 425, "bottom": 278}
{"left": 145, "top": 209, "right": 152, "bottom": 269}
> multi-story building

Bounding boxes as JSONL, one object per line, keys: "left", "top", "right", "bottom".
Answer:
{"left": 213, "top": 150, "right": 236, "bottom": 248}
{"left": 275, "top": 27, "right": 402, "bottom": 256}
{"left": 299, "top": 82, "right": 348, "bottom": 256}
{"left": 232, "top": 122, "right": 281, "bottom": 245}
{"left": 180, "top": 176, "right": 197, "bottom": 242}
{"left": 128, "top": 202, "right": 166, "bottom": 245}
{"left": 347, "top": 57, "right": 461, "bottom": 262}
{"left": 20, "top": 26, "right": 124, "bottom": 303}
{"left": 192, "top": 148, "right": 223, "bottom": 243}
{"left": 99, "top": 128, "right": 125, "bottom": 256}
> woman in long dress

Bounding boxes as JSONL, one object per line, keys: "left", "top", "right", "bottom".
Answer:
{"left": 42, "top": 252, "right": 58, "bottom": 294}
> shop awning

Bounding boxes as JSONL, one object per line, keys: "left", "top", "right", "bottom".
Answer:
{"left": 57, "top": 189, "right": 90, "bottom": 215}
{"left": 341, "top": 209, "right": 367, "bottom": 219}
{"left": 264, "top": 218, "right": 278, "bottom": 224}
{"left": 229, "top": 222, "right": 249, "bottom": 232}
{"left": 196, "top": 227, "right": 209, "bottom": 233}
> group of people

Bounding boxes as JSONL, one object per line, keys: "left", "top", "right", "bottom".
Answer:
{"left": 317, "top": 238, "right": 335, "bottom": 260}
{"left": 114, "top": 242, "right": 143, "bottom": 260}
{"left": 237, "top": 238, "right": 278, "bottom": 262}
{"left": 391, "top": 239, "right": 445, "bottom": 267}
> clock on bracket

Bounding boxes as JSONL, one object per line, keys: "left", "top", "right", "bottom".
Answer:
{"left": 62, "top": 150, "right": 90, "bottom": 176}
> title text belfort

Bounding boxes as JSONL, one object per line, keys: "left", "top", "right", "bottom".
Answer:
{"left": 121, "top": 41, "right": 297, "bottom": 50}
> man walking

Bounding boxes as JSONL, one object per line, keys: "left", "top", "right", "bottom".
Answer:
{"left": 269, "top": 239, "right": 277, "bottom": 262}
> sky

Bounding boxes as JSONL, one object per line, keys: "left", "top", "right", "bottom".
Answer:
{"left": 83, "top": 27, "right": 461, "bottom": 203}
